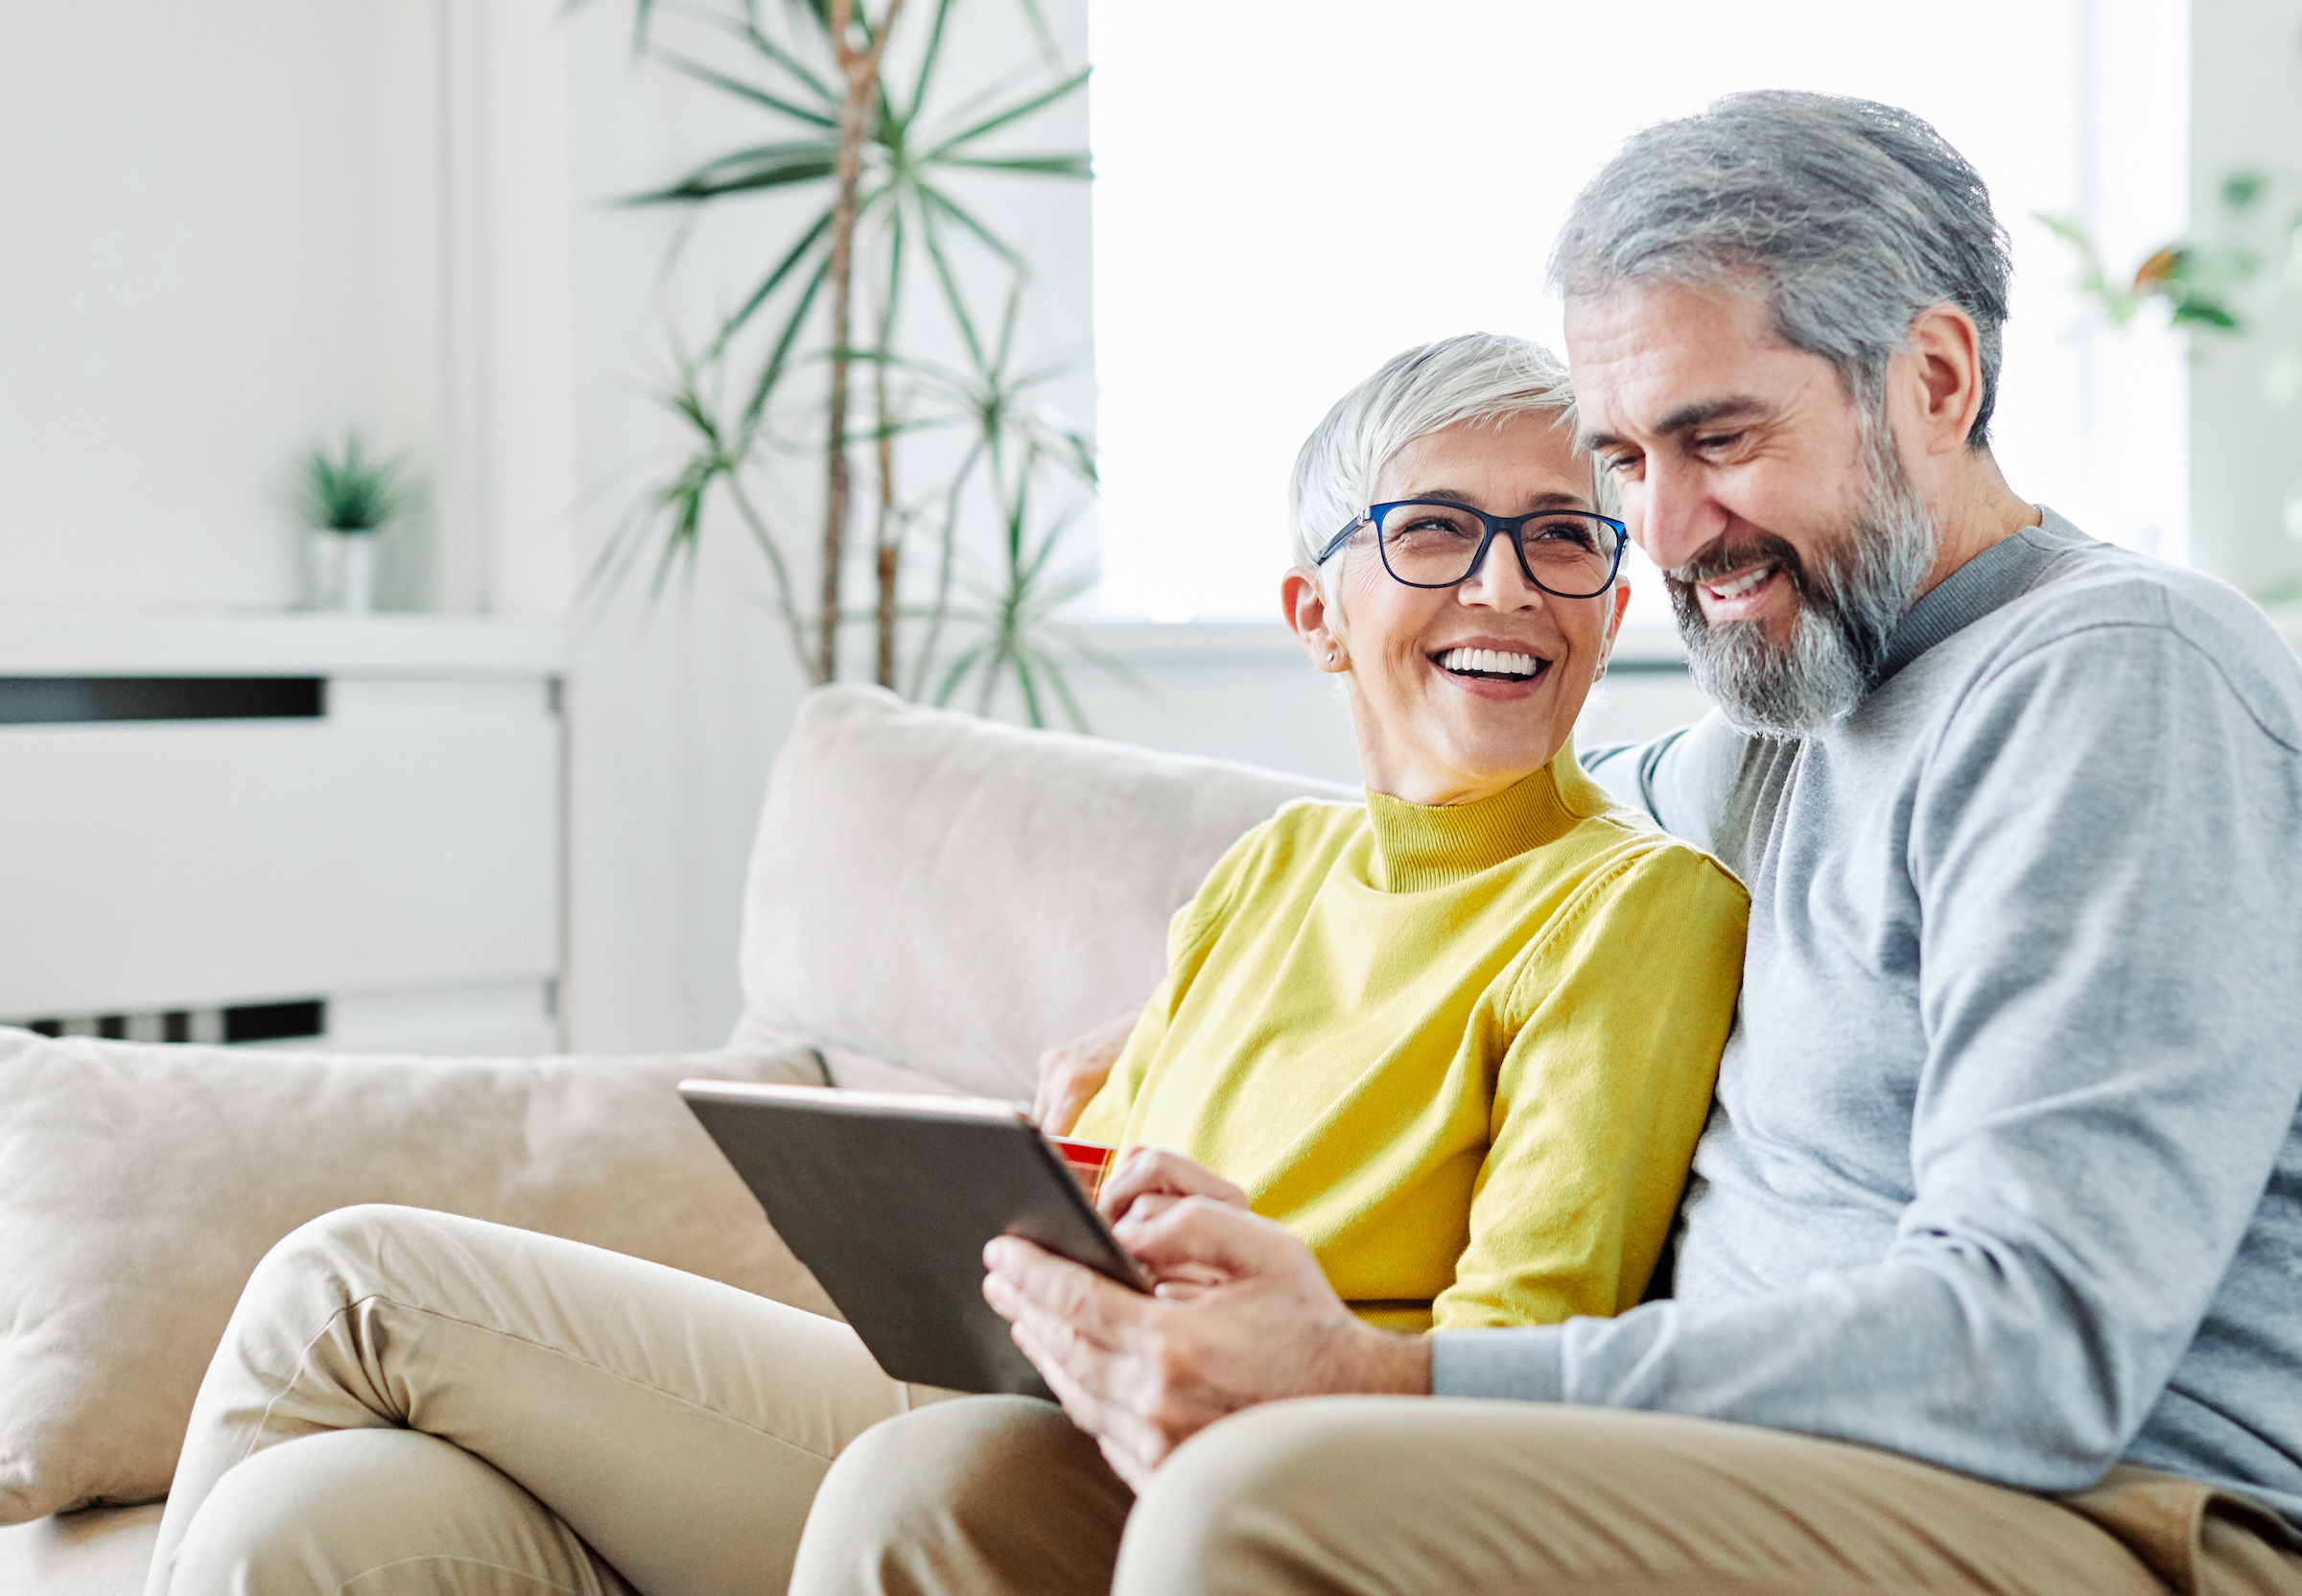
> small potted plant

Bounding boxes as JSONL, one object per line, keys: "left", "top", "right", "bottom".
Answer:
{"left": 295, "top": 433, "right": 410, "bottom": 613}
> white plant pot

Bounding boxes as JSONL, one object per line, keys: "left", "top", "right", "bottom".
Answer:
{"left": 338, "top": 533, "right": 378, "bottom": 614}
{"left": 303, "top": 529, "right": 383, "bottom": 613}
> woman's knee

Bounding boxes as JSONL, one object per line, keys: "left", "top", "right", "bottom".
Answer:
{"left": 164, "top": 1428, "right": 623, "bottom": 1596}
{"left": 247, "top": 1204, "right": 436, "bottom": 1293}
{"left": 238, "top": 1204, "right": 479, "bottom": 1320}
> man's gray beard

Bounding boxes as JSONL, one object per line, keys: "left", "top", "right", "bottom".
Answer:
{"left": 1668, "top": 435, "right": 1937, "bottom": 740}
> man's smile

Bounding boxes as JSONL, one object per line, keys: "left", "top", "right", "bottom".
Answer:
{"left": 1682, "top": 560, "right": 1789, "bottom": 625}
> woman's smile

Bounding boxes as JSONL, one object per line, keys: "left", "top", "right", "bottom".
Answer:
{"left": 1428, "top": 639, "right": 1554, "bottom": 696}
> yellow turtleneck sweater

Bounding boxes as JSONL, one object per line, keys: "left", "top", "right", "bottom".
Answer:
{"left": 1071, "top": 742, "right": 1748, "bottom": 1333}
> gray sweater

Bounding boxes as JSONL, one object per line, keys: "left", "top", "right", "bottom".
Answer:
{"left": 1431, "top": 508, "right": 2302, "bottom": 1523}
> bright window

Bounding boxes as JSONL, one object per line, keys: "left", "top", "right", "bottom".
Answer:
{"left": 1087, "top": 0, "right": 2190, "bottom": 622}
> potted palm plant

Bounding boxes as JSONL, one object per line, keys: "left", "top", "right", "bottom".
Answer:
{"left": 295, "top": 433, "right": 410, "bottom": 613}
{"left": 585, "top": 0, "right": 1111, "bottom": 725}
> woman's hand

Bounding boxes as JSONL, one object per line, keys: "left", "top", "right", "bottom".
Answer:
{"left": 1096, "top": 1146, "right": 1249, "bottom": 1227}
{"left": 1097, "top": 1147, "right": 1251, "bottom": 1301}
{"left": 1031, "top": 1009, "right": 1139, "bottom": 1135}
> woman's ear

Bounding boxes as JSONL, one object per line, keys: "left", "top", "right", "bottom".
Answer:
{"left": 1596, "top": 580, "right": 1633, "bottom": 680}
{"left": 1281, "top": 566, "right": 1350, "bottom": 673}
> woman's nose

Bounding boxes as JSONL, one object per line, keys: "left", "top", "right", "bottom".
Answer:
{"left": 1459, "top": 536, "right": 1543, "bottom": 609}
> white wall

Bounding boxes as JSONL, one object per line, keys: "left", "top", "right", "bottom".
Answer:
{"left": 0, "top": 1, "right": 576, "bottom": 618}
{"left": 0, "top": 3, "right": 393, "bottom": 608}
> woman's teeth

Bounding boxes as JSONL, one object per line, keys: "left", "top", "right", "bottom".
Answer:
{"left": 1704, "top": 565, "right": 1773, "bottom": 599}
{"left": 1439, "top": 646, "right": 1542, "bottom": 679}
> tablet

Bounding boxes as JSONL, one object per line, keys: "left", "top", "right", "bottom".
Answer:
{"left": 678, "top": 1078, "right": 1148, "bottom": 1398}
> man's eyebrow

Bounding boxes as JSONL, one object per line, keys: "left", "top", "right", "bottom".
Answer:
{"left": 1579, "top": 396, "right": 1771, "bottom": 452}
{"left": 1653, "top": 395, "right": 1771, "bottom": 435}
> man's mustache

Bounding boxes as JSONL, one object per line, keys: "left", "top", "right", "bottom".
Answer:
{"left": 1666, "top": 531, "right": 1822, "bottom": 612}
{"left": 1663, "top": 531, "right": 1815, "bottom": 600}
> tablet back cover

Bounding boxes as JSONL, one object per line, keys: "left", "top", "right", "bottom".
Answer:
{"left": 683, "top": 1087, "right": 1128, "bottom": 1397}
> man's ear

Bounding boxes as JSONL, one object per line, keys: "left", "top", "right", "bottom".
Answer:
{"left": 1901, "top": 302, "right": 1988, "bottom": 457}
{"left": 1281, "top": 567, "right": 1350, "bottom": 673}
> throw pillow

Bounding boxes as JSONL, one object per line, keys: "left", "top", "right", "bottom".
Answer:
{"left": 0, "top": 1028, "right": 830, "bottom": 1523}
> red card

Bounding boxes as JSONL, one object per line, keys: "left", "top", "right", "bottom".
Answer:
{"left": 1046, "top": 1135, "right": 1116, "bottom": 1202}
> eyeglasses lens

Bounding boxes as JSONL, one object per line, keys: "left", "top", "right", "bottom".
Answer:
{"left": 1375, "top": 504, "right": 1621, "bottom": 595}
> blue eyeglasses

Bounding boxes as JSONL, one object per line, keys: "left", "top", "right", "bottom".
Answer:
{"left": 1317, "top": 501, "right": 1628, "bottom": 599}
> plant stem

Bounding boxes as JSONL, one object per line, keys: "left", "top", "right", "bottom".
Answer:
{"left": 724, "top": 473, "right": 821, "bottom": 684}
{"left": 906, "top": 436, "right": 978, "bottom": 699}
{"left": 819, "top": 0, "right": 905, "bottom": 683}
{"left": 873, "top": 232, "right": 901, "bottom": 687}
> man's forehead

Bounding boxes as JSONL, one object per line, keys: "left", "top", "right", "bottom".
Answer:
{"left": 1564, "top": 285, "right": 1814, "bottom": 443}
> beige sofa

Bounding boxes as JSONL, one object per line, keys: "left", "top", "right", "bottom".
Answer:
{"left": 0, "top": 683, "right": 1352, "bottom": 1595}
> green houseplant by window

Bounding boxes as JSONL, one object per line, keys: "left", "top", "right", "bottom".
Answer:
{"left": 584, "top": 0, "right": 1110, "bottom": 726}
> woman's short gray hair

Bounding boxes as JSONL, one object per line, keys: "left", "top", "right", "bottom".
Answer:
{"left": 1286, "top": 333, "right": 1587, "bottom": 576}
{"left": 1548, "top": 91, "right": 2013, "bottom": 447}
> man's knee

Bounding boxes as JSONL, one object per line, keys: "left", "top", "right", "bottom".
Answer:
{"left": 1116, "top": 1398, "right": 1378, "bottom": 1594}
{"left": 791, "top": 1396, "right": 1126, "bottom": 1596}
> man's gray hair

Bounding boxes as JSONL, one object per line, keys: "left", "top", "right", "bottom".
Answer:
{"left": 1549, "top": 91, "right": 2013, "bottom": 447}
{"left": 1287, "top": 333, "right": 1589, "bottom": 575}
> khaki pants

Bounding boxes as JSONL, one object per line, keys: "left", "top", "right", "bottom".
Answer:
{"left": 148, "top": 1205, "right": 951, "bottom": 1596}
{"left": 788, "top": 1395, "right": 2302, "bottom": 1596}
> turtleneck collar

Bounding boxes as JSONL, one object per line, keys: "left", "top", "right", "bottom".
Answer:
{"left": 1362, "top": 739, "right": 1609, "bottom": 893}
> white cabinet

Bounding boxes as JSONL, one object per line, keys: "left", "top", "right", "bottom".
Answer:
{"left": 0, "top": 614, "right": 565, "bottom": 1055}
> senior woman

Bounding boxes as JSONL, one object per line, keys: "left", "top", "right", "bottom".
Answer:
{"left": 145, "top": 334, "right": 1746, "bottom": 1596}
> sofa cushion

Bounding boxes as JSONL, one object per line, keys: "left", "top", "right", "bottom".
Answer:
{"left": 0, "top": 1029, "right": 831, "bottom": 1525}
{"left": 731, "top": 686, "right": 1357, "bottom": 1099}
{"left": 0, "top": 1503, "right": 160, "bottom": 1596}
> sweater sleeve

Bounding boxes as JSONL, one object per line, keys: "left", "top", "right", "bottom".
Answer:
{"left": 1579, "top": 711, "right": 1749, "bottom": 851}
{"left": 1431, "top": 843, "right": 1748, "bottom": 1329}
{"left": 1433, "top": 621, "right": 2302, "bottom": 1494}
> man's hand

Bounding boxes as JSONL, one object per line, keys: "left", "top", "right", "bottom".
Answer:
{"left": 1031, "top": 1009, "right": 1139, "bottom": 1135}
{"left": 982, "top": 1197, "right": 1431, "bottom": 1490}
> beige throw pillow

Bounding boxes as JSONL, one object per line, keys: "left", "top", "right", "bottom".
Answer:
{"left": 0, "top": 1028, "right": 831, "bottom": 1524}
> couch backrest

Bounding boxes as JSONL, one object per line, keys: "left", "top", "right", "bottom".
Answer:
{"left": 730, "top": 686, "right": 1357, "bottom": 1100}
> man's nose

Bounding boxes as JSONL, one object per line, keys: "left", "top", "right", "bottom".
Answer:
{"left": 1635, "top": 458, "right": 1718, "bottom": 574}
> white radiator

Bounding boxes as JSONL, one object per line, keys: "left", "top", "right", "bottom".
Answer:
{"left": 0, "top": 614, "right": 566, "bottom": 1055}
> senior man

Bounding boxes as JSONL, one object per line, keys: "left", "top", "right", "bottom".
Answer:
{"left": 789, "top": 93, "right": 2302, "bottom": 1596}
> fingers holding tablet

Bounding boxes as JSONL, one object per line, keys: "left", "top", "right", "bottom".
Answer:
{"left": 1096, "top": 1145, "right": 1250, "bottom": 1225}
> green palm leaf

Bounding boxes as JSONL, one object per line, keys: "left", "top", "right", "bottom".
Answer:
{"left": 654, "top": 49, "right": 839, "bottom": 127}
{"left": 714, "top": 203, "right": 834, "bottom": 355}
{"left": 932, "top": 153, "right": 1092, "bottom": 177}
{"left": 922, "top": 64, "right": 1089, "bottom": 159}
{"left": 625, "top": 141, "right": 839, "bottom": 203}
